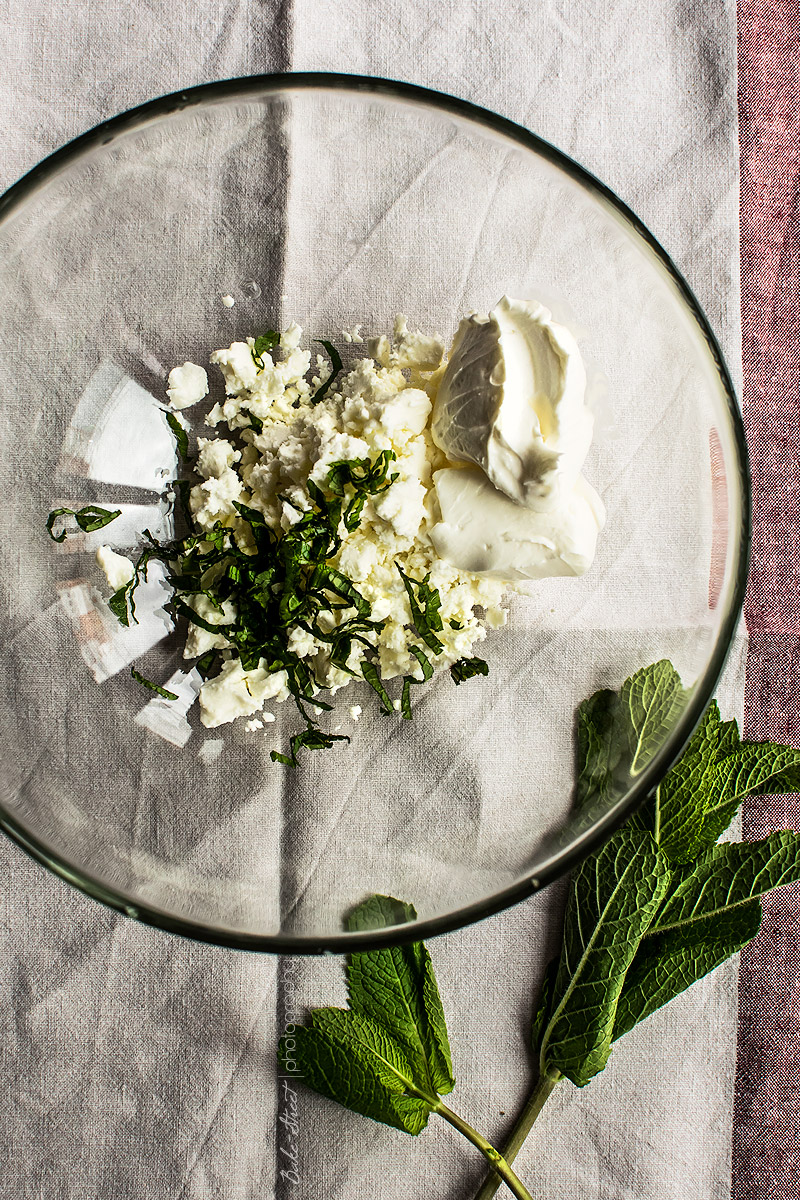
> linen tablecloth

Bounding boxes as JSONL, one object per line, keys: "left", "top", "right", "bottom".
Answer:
{"left": 0, "top": 1, "right": 797, "bottom": 1197}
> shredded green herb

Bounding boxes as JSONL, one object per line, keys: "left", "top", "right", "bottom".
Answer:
{"left": 396, "top": 564, "right": 445, "bottom": 655}
{"left": 165, "top": 411, "right": 189, "bottom": 460}
{"left": 312, "top": 339, "right": 343, "bottom": 404}
{"left": 450, "top": 657, "right": 489, "bottom": 685}
{"left": 130, "top": 667, "right": 178, "bottom": 700}
{"left": 46, "top": 505, "right": 121, "bottom": 543}
{"left": 251, "top": 330, "right": 280, "bottom": 371}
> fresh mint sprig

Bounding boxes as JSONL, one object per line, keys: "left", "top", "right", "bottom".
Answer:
{"left": 474, "top": 659, "right": 800, "bottom": 1200}
{"left": 281, "top": 895, "right": 534, "bottom": 1200}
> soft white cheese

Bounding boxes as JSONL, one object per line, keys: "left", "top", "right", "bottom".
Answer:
{"left": 430, "top": 466, "right": 605, "bottom": 580}
{"left": 368, "top": 315, "right": 445, "bottom": 372}
{"left": 199, "top": 659, "right": 289, "bottom": 728}
{"left": 183, "top": 595, "right": 236, "bottom": 658}
{"left": 221, "top": 294, "right": 236, "bottom": 307}
{"left": 95, "top": 545, "right": 135, "bottom": 591}
{"left": 166, "top": 362, "right": 209, "bottom": 410}
{"left": 431, "top": 296, "right": 592, "bottom": 513}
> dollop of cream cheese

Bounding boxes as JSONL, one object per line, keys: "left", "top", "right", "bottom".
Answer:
{"left": 431, "top": 296, "right": 592, "bottom": 512}
{"left": 430, "top": 295, "right": 604, "bottom": 579}
{"left": 430, "top": 467, "right": 604, "bottom": 581}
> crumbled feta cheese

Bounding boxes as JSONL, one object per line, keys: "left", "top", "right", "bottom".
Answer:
{"left": 246, "top": 717, "right": 263, "bottom": 731}
{"left": 196, "top": 437, "right": 241, "bottom": 480}
{"left": 199, "top": 659, "right": 289, "bottom": 728}
{"left": 183, "top": 595, "right": 236, "bottom": 658}
{"left": 349, "top": 705, "right": 362, "bottom": 721}
{"left": 342, "top": 325, "right": 363, "bottom": 343}
{"left": 221, "top": 294, "right": 236, "bottom": 307}
{"left": 167, "top": 362, "right": 209, "bottom": 410}
{"left": 95, "top": 545, "right": 135, "bottom": 591}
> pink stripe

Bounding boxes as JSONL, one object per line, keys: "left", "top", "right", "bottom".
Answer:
{"left": 733, "top": 3, "right": 800, "bottom": 1197}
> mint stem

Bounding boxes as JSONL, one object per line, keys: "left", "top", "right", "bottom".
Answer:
{"left": 433, "top": 1100, "right": 536, "bottom": 1200}
{"left": 472, "top": 1069, "right": 562, "bottom": 1200}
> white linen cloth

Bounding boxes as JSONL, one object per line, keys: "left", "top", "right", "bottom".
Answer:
{"left": 0, "top": 2, "right": 742, "bottom": 1197}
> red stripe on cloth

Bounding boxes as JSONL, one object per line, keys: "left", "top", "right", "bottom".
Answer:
{"left": 733, "top": 3, "right": 800, "bottom": 1198}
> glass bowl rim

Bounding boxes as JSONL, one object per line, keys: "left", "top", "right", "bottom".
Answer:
{"left": 0, "top": 71, "right": 751, "bottom": 954}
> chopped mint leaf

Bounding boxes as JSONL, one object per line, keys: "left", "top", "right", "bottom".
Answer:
{"left": 46, "top": 505, "right": 121, "bottom": 542}
{"left": 401, "top": 645, "right": 434, "bottom": 719}
{"left": 312, "top": 339, "right": 343, "bottom": 404}
{"left": 251, "top": 330, "right": 280, "bottom": 370}
{"left": 165, "top": 411, "right": 189, "bottom": 460}
{"left": 270, "top": 722, "right": 350, "bottom": 768}
{"left": 130, "top": 667, "right": 178, "bottom": 700}
{"left": 396, "top": 564, "right": 444, "bottom": 655}
{"left": 108, "top": 585, "right": 132, "bottom": 627}
{"left": 450, "top": 657, "right": 489, "bottom": 685}
{"left": 361, "top": 662, "right": 394, "bottom": 715}
{"left": 195, "top": 650, "right": 218, "bottom": 680}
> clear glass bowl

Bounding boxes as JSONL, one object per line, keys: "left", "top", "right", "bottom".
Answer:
{"left": 0, "top": 75, "right": 748, "bottom": 951}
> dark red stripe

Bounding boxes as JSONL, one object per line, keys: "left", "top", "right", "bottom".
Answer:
{"left": 733, "top": 3, "right": 800, "bottom": 1197}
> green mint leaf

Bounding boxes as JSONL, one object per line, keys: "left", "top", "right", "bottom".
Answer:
{"left": 195, "top": 650, "right": 218, "bottom": 680}
{"left": 174, "top": 479, "right": 194, "bottom": 528}
{"left": 108, "top": 585, "right": 132, "bottom": 627}
{"left": 247, "top": 411, "right": 263, "bottom": 434}
{"left": 270, "top": 722, "right": 350, "bottom": 768}
{"left": 130, "top": 667, "right": 178, "bottom": 700}
{"left": 396, "top": 564, "right": 444, "bottom": 655}
{"left": 165, "top": 411, "right": 189, "bottom": 460}
{"left": 346, "top": 894, "right": 455, "bottom": 1097}
{"left": 46, "top": 505, "right": 121, "bottom": 542}
{"left": 251, "top": 330, "right": 280, "bottom": 370}
{"left": 312, "top": 339, "right": 343, "bottom": 404}
{"left": 450, "top": 657, "right": 489, "bottom": 685}
{"left": 574, "top": 687, "right": 626, "bottom": 811}
{"left": 656, "top": 722, "right": 800, "bottom": 865}
{"left": 612, "top": 831, "right": 800, "bottom": 1037}
{"left": 362, "top": 662, "right": 394, "bottom": 715}
{"left": 400, "top": 646, "right": 435, "bottom": 720}
{"left": 619, "top": 660, "right": 687, "bottom": 776}
{"left": 281, "top": 1008, "right": 433, "bottom": 1134}
{"left": 538, "top": 827, "right": 671, "bottom": 1087}
{"left": 613, "top": 900, "right": 761, "bottom": 1039}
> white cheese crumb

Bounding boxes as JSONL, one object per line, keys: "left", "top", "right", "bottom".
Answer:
{"left": 342, "top": 325, "right": 363, "bottom": 343}
{"left": 221, "top": 294, "right": 236, "bottom": 307}
{"left": 199, "top": 659, "right": 289, "bottom": 728}
{"left": 246, "top": 717, "right": 264, "bottom": 731}
{"left": 166, "top": 362, "right": 209, "bottom": 410}
{"left": 349, "top": 705, "right": 362, "bottom": 722}
{"left": 95, "top": 545, "right": 134, "bottom": 591}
